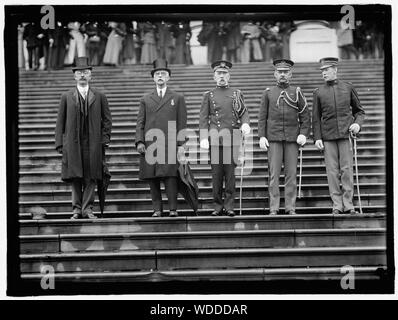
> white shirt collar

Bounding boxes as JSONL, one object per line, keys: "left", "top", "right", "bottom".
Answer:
{"left": 157, "top": 86, "right": 167, "bottom": 96}
{"left": 77, "top": 85, "right": 89, "bottom": 97}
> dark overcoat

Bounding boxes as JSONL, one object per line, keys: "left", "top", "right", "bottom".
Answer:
{"left": 312, "top": 80, "right": 365, "bottom": 141}
{"left": 55, "top": 87, "right": 112, "bottom": 182}
{"left": 135, "top": 88, "right": 187, "bottom": 180}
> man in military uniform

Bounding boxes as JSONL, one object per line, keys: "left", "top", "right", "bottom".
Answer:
{"left": 258, "top": 59, "right": 310, "bottom": 215}
{"left": 135, "top": 59, "right": 187, "bottom": 217}
{"left": 312, "top": 57, "right": 365, "bottom": 214}
{"left": 199, "top": 60, "right": 251, "bottom": 217}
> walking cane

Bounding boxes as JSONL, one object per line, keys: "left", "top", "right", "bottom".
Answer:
{"left": 239, "top": 135, "right": 246, "bottom": 216}
{"left": 351, "top": 132, "right": 363, "bottom": 214}
{"left": 298, "top": 146, "right": 303, "bottom": 199}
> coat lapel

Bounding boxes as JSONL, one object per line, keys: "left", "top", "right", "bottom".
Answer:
{"left": 72, "top": 88, "right": 79, "bottom": 111}
{"left": 88, "top": 88, "right": 96, "bottom": 108}
{"left": 155, "top": 88, "right": 173, "bottom": 112}
{"left": 150, "top": 90, "right": 161, "bottom": 105}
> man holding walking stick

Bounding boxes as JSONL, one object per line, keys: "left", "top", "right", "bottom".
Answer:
{"left": 312, "top": 57, "right": 365, "bottom": 215}
{"left": 258, "top": 59, "right": 310, "bottom": 215}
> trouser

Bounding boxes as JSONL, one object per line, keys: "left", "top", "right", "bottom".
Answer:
{"left": 268, "top": 141, "right": 298, "bottom": 212}
{"left": 71, "top": 178, "right": 96, "bottom": 216}
{"left": 71, "top": 122, "right": 96, "bottom": 216}
{"left": 148, "top": 177, "right": 178, "bottom": 212}
{"left": 323, "top": 139, "right": 354, "bottom": 212}
{"left": 210, "top": 145, "right": 238, "bottom": 212}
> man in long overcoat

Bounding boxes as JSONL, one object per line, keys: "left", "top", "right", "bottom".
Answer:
{"left": 258, "top": 59, "right": 310, "bottom": 215}
{"left": 55, "top": 57, "right": 112, "bottom": 219}
{"left": 312, "top": 57, "right": 365, "bottom": 214}
{"left": 135, "top": 59, "right": 187, "bottom": 217}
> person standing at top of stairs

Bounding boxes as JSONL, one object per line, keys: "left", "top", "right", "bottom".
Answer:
{"left": 258, "top": 59, "right": 311, "bottom": 215}
{"left": 199, "top": 60, "right": 251, "bottom": 217}
{"left": 312, "top": 57, "right": 365, "bottom": 215}
{"left": 55, "top": 57, "right": 112, "bottom": 219}
{"left": 135, "top": 59, "right": 187, "bottom": 218}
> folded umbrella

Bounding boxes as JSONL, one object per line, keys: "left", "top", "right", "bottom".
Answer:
{"left": 177, "top": 161, "right": 199, "bottom": 215}
{"left": 97, "top": 158, "right": 111, "bottom": 218}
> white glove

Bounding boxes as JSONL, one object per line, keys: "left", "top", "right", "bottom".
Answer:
{"left": 241, "top": 123, "right": 251, "bottom": 136}
{"left": 296, "top": 134, "right": 307, "bottom": 146}
{"left": 259, "top": 137, "right": 269, "bottom": 151}
{"left": 200, "top": 139, "right": 209, "bottom": 150}
{"left": 349, "top": 123, "right": 360, "bottom": 135}
{"left": 315, "top": 139, "right": 324, "bottom": 150}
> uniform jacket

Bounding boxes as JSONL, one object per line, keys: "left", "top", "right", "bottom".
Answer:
{"left": 258, "top": 83, "right": 310, "bottom": 142}
{"left": 55, "top": 87, "right": 112, "bottom": 181}
{"left": 135, "top": 88, "right": 187, "bottom": 180}
{"left": 312, "top": 79, "right": 365, "bottom": 141}
{"left": 199, "top": 86, "right": 250, "bottom": 146}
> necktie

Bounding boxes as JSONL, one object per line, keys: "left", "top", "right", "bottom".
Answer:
{"left": 159, "top": 90, "right": 163, "bottom": 99}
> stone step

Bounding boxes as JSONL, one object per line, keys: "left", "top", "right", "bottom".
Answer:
{"left": 19, "top": 265, "right": 388, "bottom": 282}
{"left": 20, "top": 246, "right": 386, "bottom": 273}
{"left": 19, "top": 161, "right": 386, "bottom": 175}
{"left": 19, "top": 213, "right": 386, "bottom": 235}
{"left": 18, "top": 182, "right": 385, "bottom": 202}
{"left": 19, "top": 227, "right": 386, "bottom": 254}
{"left": 18, "top": 193, "right": 386, "bottom": 213}
{"left": 19, "top": 206, "right": 387, "bottom": 220}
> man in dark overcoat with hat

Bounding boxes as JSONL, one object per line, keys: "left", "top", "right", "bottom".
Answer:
{"left": 55, "top": 57, "right": 112, "bottom": 219}
{"left": 135, "top": 59, "right": 187, "bottom": 217}
{"left": 312, "top": 57, "right": 365, "bottom": 214}
{"left": 258, "top": 59, "right": 310, "bottom": 215}
{"left": 199, "top": 60, "right": 251, "bottom": 217}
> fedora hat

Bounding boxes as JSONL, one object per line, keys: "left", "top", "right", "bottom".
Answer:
{"left": 151, "top": 59, "right": 171, "bottom": 77}
{"left": 72, "top": 56, "right": 93, "bottom": 72}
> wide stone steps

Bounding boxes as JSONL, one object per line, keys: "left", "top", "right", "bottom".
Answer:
{"left": 19, "top": 213, "right": 386, "bottom": 235}
{"left": 20, "top": 246, "right": 386, "bottom": 274}
{"left": 20, "top": 227, "right": 386, "bottom": 255}
{"left": 19, "top": 266, "right": 387, "bottom": 282}
{"left": 19, "top": 205, "right": 387, "bottom": 220}
{"left": 19, "top": 194, "right": 386, "bottom": 214}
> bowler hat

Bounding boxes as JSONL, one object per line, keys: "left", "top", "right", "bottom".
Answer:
{"left": 151, "top": 59, "right": 171, "bottom": 77}
{"left": 72, "top": 57, "right": 92, "bottom": 72}
{"left": 319, "top": 57, "right": 338, "bottom": 69}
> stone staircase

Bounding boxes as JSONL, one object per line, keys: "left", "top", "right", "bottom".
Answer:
{"left": 18, "top": 60, "right": 387, "bottom": 283}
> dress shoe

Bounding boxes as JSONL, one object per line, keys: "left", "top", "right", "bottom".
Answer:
{"left": 84, "top": 212, "right": 98, "bottom": 219}
{"left": 211, "top": 210, "right": 221, "bottom": 216}
{"left": 226, "top": 210, "right": 235, "bottom": 217}
{"left": 70, "top": 213, "right": 80, "bottom": 220}
{"left": 332, "top": 209, "right": 343, "bottom": 215}
{"left": 152, "top": 211, "right": 162, "bottom": 217}
{"left": 269, "top": 210, "right": 278, "bottom": 215}
{"left": 287, "top": 210, "right": 296, "bottom": 215}
{"left": 169, "top": 211, "right": 178, "bottom": 217}
{"left": 345, "top": 209, "right": 358, "bottom": 215}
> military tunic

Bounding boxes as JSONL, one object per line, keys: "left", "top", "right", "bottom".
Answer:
{"left": 312, "top": 79, "right": 365, "bottom": 212}
{"left": 257, "top": 82, "right": 310, "bottom": 213}
{"left": 199, "top": 86, "right": 250, "bottom": 213}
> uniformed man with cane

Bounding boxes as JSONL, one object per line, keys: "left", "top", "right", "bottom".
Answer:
{"left": 312, "top": 57, "right": 365, "bottom": 214}
{"left": 199, "top": 60, "right": 251, "bottom": 217}
{"left": 258, "top": 59, "right": 310, "bottom": 215}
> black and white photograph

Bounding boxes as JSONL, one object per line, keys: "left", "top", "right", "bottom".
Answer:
{"left": 1, "top": 0, "right": 395, "bottom": 301}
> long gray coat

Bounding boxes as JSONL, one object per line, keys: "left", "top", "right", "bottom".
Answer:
{"left": 55, "top": 87, "right": 112, "bottom": 181}
{"left": 135, "top": 88, "right": 187, "bottom": 180}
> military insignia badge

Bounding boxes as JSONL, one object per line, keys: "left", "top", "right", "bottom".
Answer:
{"left": 171, "top": 99, "right": 175, "bottom": 106}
